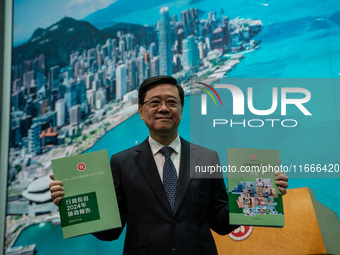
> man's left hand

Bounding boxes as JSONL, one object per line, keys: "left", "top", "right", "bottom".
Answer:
{"left": 274, "top": 172, "right": 289, "bottom": 195}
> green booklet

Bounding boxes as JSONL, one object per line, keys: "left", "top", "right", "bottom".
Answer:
{"left": 227, "top": 148, "right": 285, "bottom": 227}
{"left": 51, "top": 149, "right": 121, "bottom": 239}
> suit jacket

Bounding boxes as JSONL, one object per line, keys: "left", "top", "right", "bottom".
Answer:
{"left": 94, "top": 138, "right": 236, "bottom": 255}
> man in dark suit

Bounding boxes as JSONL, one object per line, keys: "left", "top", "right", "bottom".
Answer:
{"left": 50, "top": 76, "right": 288, "bottom": 255}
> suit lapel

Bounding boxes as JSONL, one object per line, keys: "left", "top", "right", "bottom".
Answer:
{"left": 134, "top": 139, "right": 173, "bottom": 215}
{"left": 173, "top": 138, "right": 196, "bottom": 215}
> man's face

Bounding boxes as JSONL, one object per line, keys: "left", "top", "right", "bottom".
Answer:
{"left": 138, "top": 84, "right": 183, "bottom": 139}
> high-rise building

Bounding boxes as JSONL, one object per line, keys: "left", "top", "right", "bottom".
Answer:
{"left": 106, "top": 38, "right": 113, "bottom": 59}
{"left": 171, "top": 14, "right": 178, "bottom": 23}
{"left": 150, "top": 57, "right": 160, "bottom": 77}
{"left": 39, "top": 99, "right": 49, "bottom": 116}
{"left": 32, "top": 58, "right": 39, "bottom": 79}
{"left": 74, "top": 61, "right": 82, "bottom": 77}
{"left": 159, "top": 7, "right": 172, "bottom": 76}
{"left": 96, "top": 70, "right": 105, "bottom": 86}
{"left": 173, "top": 54, "right": 182, "bottom": 73}
{"left": 12, "top": 78, "right": 22, "bottom": 93}
{"left": 128, "top": 59, "right": 137, "bottom": 92}
{"left": 38, "top": 54, "right": 45, "bottom": 73}
{"left": 10, "top": 120, "right": 21, "bottom": 147}
{"left": 61, "top": 66, "right": 73, "bottom": 80}
{"left": 36, "top": 72, "right": 45, "bottom": 92}
{"left": 144, "top": 62, "right": 151, "bottom": 80}
{"left": 101, "top": 44, "right": 110, "bottom": 59}
{"left": 198, "top": 41, "right": 205, "bottom": 59}
{"left": 87, "top": 48, "right": 96, "bottom": 63}
{"left": 49, "top": 65, "right": 60, "bottom": 90}
{"left": 86, "top": 90, "right": 96, "bottom": 110}
{"left": 139, "top": 46, "right": 146, "bottom": 57}
{"left": 208, "top": 10, "right": 217, "bottom": 21}
{"left": 70, "top": 105, "right": 81, "bottom": 126}
{"left": 177, "top": 29, "right": 184, "bottom": 54}
{"left": 86, "top": 73, "right": 95, "bottom": 90}
{"left": 75, "top": 80, "right": 87, "bottom": 106}
{"left": 23, "top": 60, "right": 31, "bottom": 74}
{"left": 181, "top": 8, "right": 198, "bottom": 36}
{"left": 96, "top": 87, "right": 106, "bottom": 109}
{"left": 112, "top": 39, "right": 117, "bottom": 53}
{"left": 105, "top": 85, "right": 112, "bottom": 102}
{"left": 182, "top": 35, "right": 199, "bottom": 71}
{"left": 23, "top": 71, "right": 34, "bottom": 94}
{"left": 136, "top": 57, "right": 145, "bottom": 85}
{"left": 119, "top": 39, "right": 126, "bottom": 53}
{"left": 211, "top": 28, "right": 226, "bottom": 51}
{"left": 11, "top": 92, "right": 19, "bottom": 112}
{"left": 126, "top": 34, "right": 135, "bottom": 51}
{"left": 25, "top": 98, "right": 35, "bottom": 117}
{"left": 205, "top": 36, "right": 211, "bottom": 51}
{"left": 65, "top": 81, "right": 77, "bottom": 111}
{"left": 28, "top": 123, "right": 41, "bottom": 156}
{"left": 55, "top": 99, "right": 65, "bottom": 127}
{"left": 116, "top": 65, "right": 127, "bottom": 100}
{"left": 149, "top": 42, "right": 157, "bottom": 59}
{"left": 107, "top": 61, "right": 116, "bottom": 78}
{"left": 92, "top": 79, "right": 101, "bottom": 91}
{"left": 50, "top": 89, "right": 58, "bottom": 111}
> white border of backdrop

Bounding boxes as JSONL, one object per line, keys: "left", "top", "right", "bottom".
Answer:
{"left": 0, "top": 0, "right": 13, "bottom": 254}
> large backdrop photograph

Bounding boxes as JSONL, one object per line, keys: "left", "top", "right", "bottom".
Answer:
{"left": 4, "top": 0, "right": 340, "bottom": 254}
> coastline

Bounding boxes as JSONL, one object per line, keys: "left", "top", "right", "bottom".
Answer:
{"left": 79, "top": 104, "right": 139, "bottom": 155}
{"left": 32, "top": 46, "right": 254, "bottom": 168}
{"left": 6, "top": 212, "right": 60, "bottom": 250}
{"left": 5, "top": 0, "right": 340, "bottom": 253}
{"left": 5, "top": 103, "right": 138, "bottom": 250}
{"left": 35, "top": 103, "right": 139, "bottom": 171}
{"left": 5, "top": 45, "right": 259, "bottom": 251}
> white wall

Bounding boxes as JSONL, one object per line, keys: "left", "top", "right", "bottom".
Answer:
{"left": 0, "top": 0, "right": 13, "bottom": 254}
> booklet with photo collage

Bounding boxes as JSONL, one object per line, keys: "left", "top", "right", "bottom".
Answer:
{"left": 51, "top": 149, "right": 121, "bottom": 238}
{"left": 227, "top": 148, "right": 285, "bottom": 227}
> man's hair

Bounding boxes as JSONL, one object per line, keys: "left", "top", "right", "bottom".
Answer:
{"left": 138, "top": 76, "right": 184, "bottom": 106}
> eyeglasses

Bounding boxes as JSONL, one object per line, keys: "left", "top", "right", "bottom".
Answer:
{"left": 142, "top": 98, "right": 181, "bottom": 109}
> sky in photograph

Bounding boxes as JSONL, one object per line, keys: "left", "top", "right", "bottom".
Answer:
{"left": 13, "top": 0, "right": 116, "bottom": 45}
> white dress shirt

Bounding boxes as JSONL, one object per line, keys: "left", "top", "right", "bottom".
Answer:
{"left": 148, "top": 135, "right": 181, "bottom": 182}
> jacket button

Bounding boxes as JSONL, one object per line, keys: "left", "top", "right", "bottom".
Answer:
{"left": 172, "top": 221, "right": 178, "bottom": 226}
{"left": 171, "top": 248, "right": 176, "bottom": 254}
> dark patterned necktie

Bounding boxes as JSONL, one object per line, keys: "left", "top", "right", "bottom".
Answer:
{"left": 159, "top": 146, "right": 178, "bottom": 211}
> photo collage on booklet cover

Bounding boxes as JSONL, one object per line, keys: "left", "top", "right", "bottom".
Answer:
{"left": 232, "top": 178, "right": 282, "bottom": 216}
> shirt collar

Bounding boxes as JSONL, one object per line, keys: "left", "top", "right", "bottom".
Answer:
{"left": 148, "top": 135, "right": 181, "bottom": 156}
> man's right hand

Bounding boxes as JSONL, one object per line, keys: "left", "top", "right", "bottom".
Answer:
{"left": 49, "top": 174, "right": 64, "bottom": 206}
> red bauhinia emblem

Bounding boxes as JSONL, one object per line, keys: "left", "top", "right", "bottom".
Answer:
{"left": 228, "top": 226, "right": 253, "bottom": 241}
{"left": 77, "top": 163, "right": 86, "bottom": 171}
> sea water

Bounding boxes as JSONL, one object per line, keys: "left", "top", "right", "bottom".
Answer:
{"left": 13, "top": 0, "right": 340, "bottom": 253}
